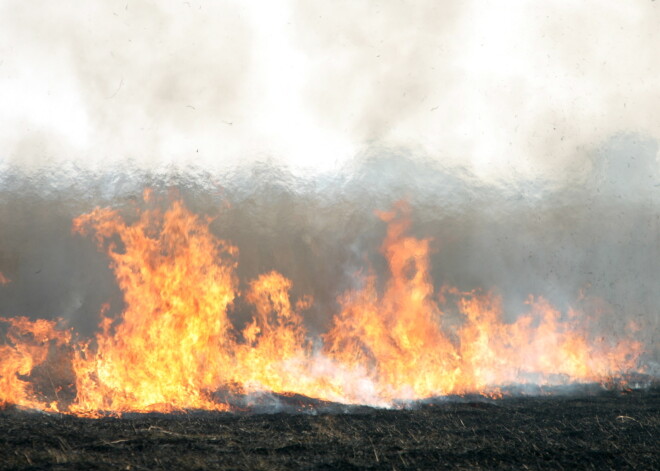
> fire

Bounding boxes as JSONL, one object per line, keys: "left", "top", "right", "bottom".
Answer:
{"left": 70, "top": 198, "right": 238, "bottom": 415}
{"left": 324, "top": 202, "right": 463, "bottom": 400}
{"left": 0, "top": 317, "right": 71, "bottom": 411}
{"left": 324, "top": 203, "right": 642, "bottom": 401}
{"left": 0, "top": 194, "right": 646, "bottom": 415}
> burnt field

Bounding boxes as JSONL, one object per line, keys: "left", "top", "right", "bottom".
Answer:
{"left": 1, "top": 388, "right": 658, "bottom": 471}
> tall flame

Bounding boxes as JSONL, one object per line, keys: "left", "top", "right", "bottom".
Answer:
{"left": 70, "top": 198, "right": 237, "bottom": 414}
{"left": 0, "top": 194, "right": 647, "bottom": 415}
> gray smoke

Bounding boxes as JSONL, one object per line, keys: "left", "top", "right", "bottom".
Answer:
{"left": 0, "top": 136, "right": 657, "bottom": 371}
{"left": 0, "top": 1, "right": 658, "bottom": 374}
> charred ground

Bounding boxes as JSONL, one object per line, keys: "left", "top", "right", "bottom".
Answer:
{"left": 1, "top": 388, "right": 658, "bottom": 470}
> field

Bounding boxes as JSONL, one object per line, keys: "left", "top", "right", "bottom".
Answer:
{"left": 1, "top": 388, "right": 658, "bottom": 470}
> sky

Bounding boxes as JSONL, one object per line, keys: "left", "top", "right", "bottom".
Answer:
{"left": 0, "top": 0, "right": 658, "bottom": 182}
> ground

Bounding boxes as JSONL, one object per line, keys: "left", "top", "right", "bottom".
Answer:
{"left": 1, "top": 388, "right": 658, "bottom": 470}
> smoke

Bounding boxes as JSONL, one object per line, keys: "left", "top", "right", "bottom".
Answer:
{"left": 0, "top": 2, "right": 658, "bottom": 370}
{"left": 0, "top": 142, "right": 657, "bottom": 363}
{"left": 1, "top": 1, "right": 659, "bottom": 178}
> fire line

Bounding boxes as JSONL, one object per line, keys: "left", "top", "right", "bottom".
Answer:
{"left": 0, "top": 193, "right": 646, "bottom": 416}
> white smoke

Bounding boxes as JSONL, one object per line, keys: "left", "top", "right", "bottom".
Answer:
{"left": 0, "top": 0, "right": 658, "bottom": 180}
{"left": 0, "top": 0, "right": 657, "bottom": 376}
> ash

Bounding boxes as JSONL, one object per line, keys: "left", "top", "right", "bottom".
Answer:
{"left": 1, "top": 388, "right": 658, "bottom": 470}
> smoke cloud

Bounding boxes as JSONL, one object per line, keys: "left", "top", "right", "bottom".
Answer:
{"left": 0, "top": 2, "right": 658, "bottom": 371}
{"left": 1, "top": 0, "right": 659, "bottom": 178}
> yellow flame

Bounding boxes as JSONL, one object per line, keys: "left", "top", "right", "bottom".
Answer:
{"left": 0, "top": 196, "right": 646, "bottom": 415}
{"left": 0, "top": 317, "right": 70, "bottom": 411}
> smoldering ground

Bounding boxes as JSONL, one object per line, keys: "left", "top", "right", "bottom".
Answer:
{"left": 1, "top": 384, "right": 659, "bottom": 470}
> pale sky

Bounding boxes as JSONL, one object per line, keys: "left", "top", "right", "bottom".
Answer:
{"left": 0, "top": 0, "right": 658, "bottom": 181}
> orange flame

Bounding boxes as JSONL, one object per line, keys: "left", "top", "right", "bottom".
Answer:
{"left": 0, "top": 317, "right": 70, "bottom": 411}
{"left": 69, "top": 198, "right": 237, "bottom": 415}
{"left": 0, "top": 195, "right": 647, "bottom": 415}
{"left": 324, "top": 202, "right": 643, "bottom": 400}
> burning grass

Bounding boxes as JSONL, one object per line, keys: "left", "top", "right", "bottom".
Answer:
{"left": 0, "top": 388, "right": 658, "bottom": 470}
{"left": 0, "top": 193, "right": 651, "bottom": 416}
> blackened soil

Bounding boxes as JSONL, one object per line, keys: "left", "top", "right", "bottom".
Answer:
{"left": 1, "top": 389, "right": 658, "bottom": 470}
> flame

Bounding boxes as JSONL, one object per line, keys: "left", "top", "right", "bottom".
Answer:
{"left": 0, "top": 317, "right": 70, "bottom": 411}
{"left": 0, "top": 195, "right": 647, "bottom": 415}
{"left": 0, "top": 272, "right": 10, "bottom": 285}
{"left": 324, "top": 202, "right": 462, "bottom": 400}
{"left": 69, "top": 198, "right": 237, "bottom": 415}
{"left": 324, "top": 202, "right": 643, "bottom": 400}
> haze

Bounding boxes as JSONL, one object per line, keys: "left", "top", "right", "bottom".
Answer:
{"left": 0, "top": 0, "right": 658, "bottom": 181}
